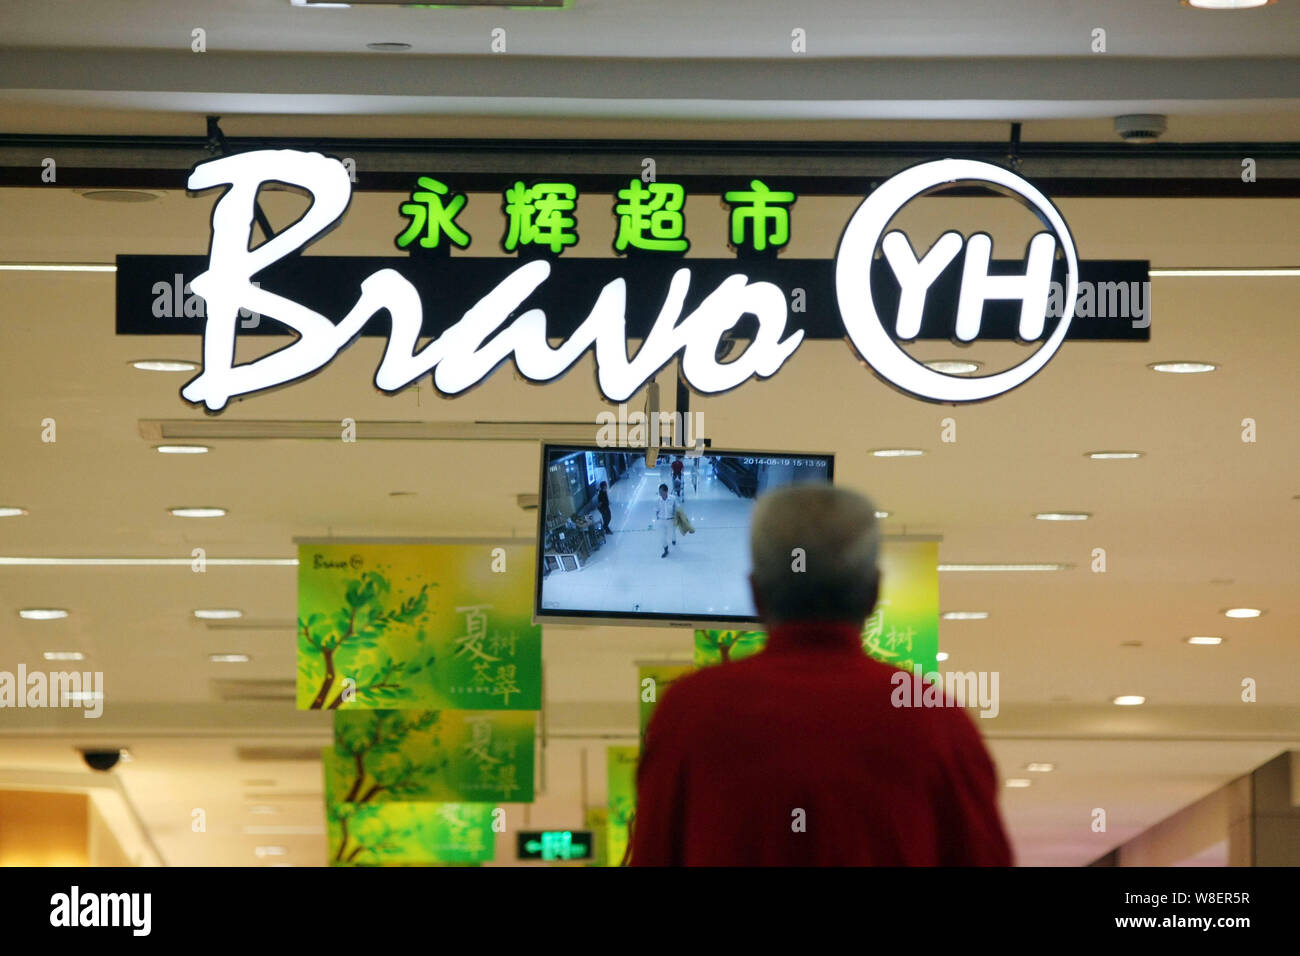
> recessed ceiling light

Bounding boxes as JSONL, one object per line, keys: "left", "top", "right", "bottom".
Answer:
{"left": 1034, "top": 512, "right": 1091, "bottom": 521}
{"left": 922, "top": 360, "right": 982, "bottom": 374}
{"left": 79, "top": 189, "right": 161, "bottom": 203}
{"left": 1005, "top": 779, "right": 1032, "bottom": 788}
{"left": 62, "top": 690, "right": 103, "bottom": 703}
{"left": 1112, "top": 695, "right": 1146, "bottom": 706}
{"left": 156, "top": 445, "right": 210, "bottom": 455}
{"left": 1086, "top": 451, "right": 1143, "bottom": 460}
{"left": 366, "top": 42, "right": 412, "bottom": 51}
{"left": 1181, "top": 0, "right": 1274, "bottom": 9}
{"left": 132, "top": 360, "right": 197, "bottom": 372}
{"left": 253, "top": 846, "right": 288, "bottom": 858}
{"left": 195, "top": 609, "right": 243, "bottom": 620}
{"left": 869, "top": 448, "right": 925, "bottom": 458}
{"left": 935, "top": 651, "right": 950, "bottom": 662}
{"left": 939, "top": 563, "right": 1070, "bottom": 572}
{"left": 1149, "top": 361, "right": 1217, "bottom": 374}
{"left": 1185, "top": 636, "right": 1224, "bottom": 646}
{"left": 209, "top": 653, "right": 251, "bottom": 663}
{"left": 874, "top": 511, "right": 890, "bottom": 519}
{"left": 942, "top": 611, "right": 989, "bottom": 620}
{"left": 19, "top": 608, "right": 68, "bottom": 620}
{"left": 169, "top": 507, "right": 227, "bottom": 518}
{"left": 1223, "top": 607, "right": 1262, "bottom": 619}
{"left": 1025, "top": 763, "right": 1055, "bottom": 773}
{"left": 0, "top": 507, "right": 28, "bottom": 517}
{"left": 43, "top": 651, "right": 85, "bottom": 661}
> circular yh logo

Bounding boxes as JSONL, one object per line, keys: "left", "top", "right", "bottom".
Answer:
{"left": 835, "top": 159, "right": 1079, "bottom": 402}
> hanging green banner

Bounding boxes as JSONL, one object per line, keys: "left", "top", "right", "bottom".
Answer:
{"left": 606, "top": 746, "right": 639, "bottom": 867}
{"left": 585, "top": 807, "right": 609, "bottom": 868}
{"left": 324, "top": 709, "right": 535, "bottom": 805}
{"left": 327, "top": 801, "right": 496, "bottom": 866}
{"left": 637, "top": 663, "right": 694, "bottom": 737}
{"left": 693, "top": 629, "right": 767, "bottom": 667}
{"left": 297, "top": 541, "right": 541, "bottom": 710}
{"left": 694, "top": 540, "right": 940, "bottom": 676}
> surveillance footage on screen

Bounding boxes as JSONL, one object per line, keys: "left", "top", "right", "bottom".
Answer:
{"left": 535, "top": 445, "right": 833, "bottom": 624}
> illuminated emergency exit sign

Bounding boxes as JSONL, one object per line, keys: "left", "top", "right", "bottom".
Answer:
{"left": 517, "top": 830, "right": 593, "bottom": 862}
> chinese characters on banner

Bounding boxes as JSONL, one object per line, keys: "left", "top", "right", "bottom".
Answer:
{"left": 395, "top": 177, "right": 796, "bottom": 255}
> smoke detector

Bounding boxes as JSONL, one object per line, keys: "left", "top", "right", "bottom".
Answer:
{"left": 1114, "top": 114, "right": 1167, "bottom": 144}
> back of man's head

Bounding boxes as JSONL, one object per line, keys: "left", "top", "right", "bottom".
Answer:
{"left": 749, "top": 484, "right": 881, "bottom": 625}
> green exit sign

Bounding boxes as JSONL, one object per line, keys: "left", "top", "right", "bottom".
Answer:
{"left": 517, "top": 830, "right": 593, "bottom": 862}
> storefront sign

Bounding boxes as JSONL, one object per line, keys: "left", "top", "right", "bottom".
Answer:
{"left": 117, "top": 150, "right": 1149, "bottom": 408}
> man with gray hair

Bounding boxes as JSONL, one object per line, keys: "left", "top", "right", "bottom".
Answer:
{"left": 629, "top": 484, "right": 1012, "bottom": 866}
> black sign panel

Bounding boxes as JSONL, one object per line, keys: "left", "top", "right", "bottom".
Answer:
{"left": 116, "top": 254, "right": 1150, "bottom": 342}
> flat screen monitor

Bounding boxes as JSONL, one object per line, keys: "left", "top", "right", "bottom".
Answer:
{"left": 534, "top": 444, "right": 834, "bottom": 626}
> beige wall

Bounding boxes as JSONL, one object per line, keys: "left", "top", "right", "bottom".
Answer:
{"left": 0, "top": 789, "right": 89, "bottom": 867}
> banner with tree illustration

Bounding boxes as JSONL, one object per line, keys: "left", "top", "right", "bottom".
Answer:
{"left": 638, "top": 663, "right": 694, "bottom": 737}
{"left": 606, "top": 745, "right": 638, "bottom": 867}
{"left": 693, "top": 540, "right": 940, "bottom": 675}
{"left": 693, "top": 629, "right": 766, "bottom": 666}
{"left": 324, "top": 709, "right": 535, "bottom": 805}
{"left": 297, "top": 542, "right": 541, "bottom": 710}
{"left": 327, "top": 801, "right": 496, "bottom": 866}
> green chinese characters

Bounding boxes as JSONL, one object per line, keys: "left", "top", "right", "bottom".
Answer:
{"left": 723, "top": 179, "right": 796, "bottom": 253}
{"left": 502, "top": 181, "right": 578, "bottom": 254}
{"left": 614, "top": 179, "right": 689, "bottom": 253}
{"left": 396, "top": 176, "right": 471, "bottom": 251}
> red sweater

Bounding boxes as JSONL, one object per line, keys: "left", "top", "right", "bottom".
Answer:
{"left": 628, "top": 621, "right": 1014, "bottom": 866}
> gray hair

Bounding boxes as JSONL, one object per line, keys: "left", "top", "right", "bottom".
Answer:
{"left": 749, "top": 484, "right": 881, "bottom": 623}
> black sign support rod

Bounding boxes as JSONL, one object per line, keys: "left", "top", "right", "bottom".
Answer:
{"left": 205, "top": 116, "right": 275, "bottom": 244}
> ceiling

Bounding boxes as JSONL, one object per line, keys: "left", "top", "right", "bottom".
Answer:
{"left": 1, "top": 0, "right": 1299, "bottom": 135}
{"left": 1, "top": 0, "right": 1298, "bottom": 868}
{"left": 2, "top": 0, "right": 1297, "bottom": 57}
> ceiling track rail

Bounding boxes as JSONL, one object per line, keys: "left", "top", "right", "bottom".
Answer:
{"left": 4, "top": 134, "right": 1300, "bottom": 196}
